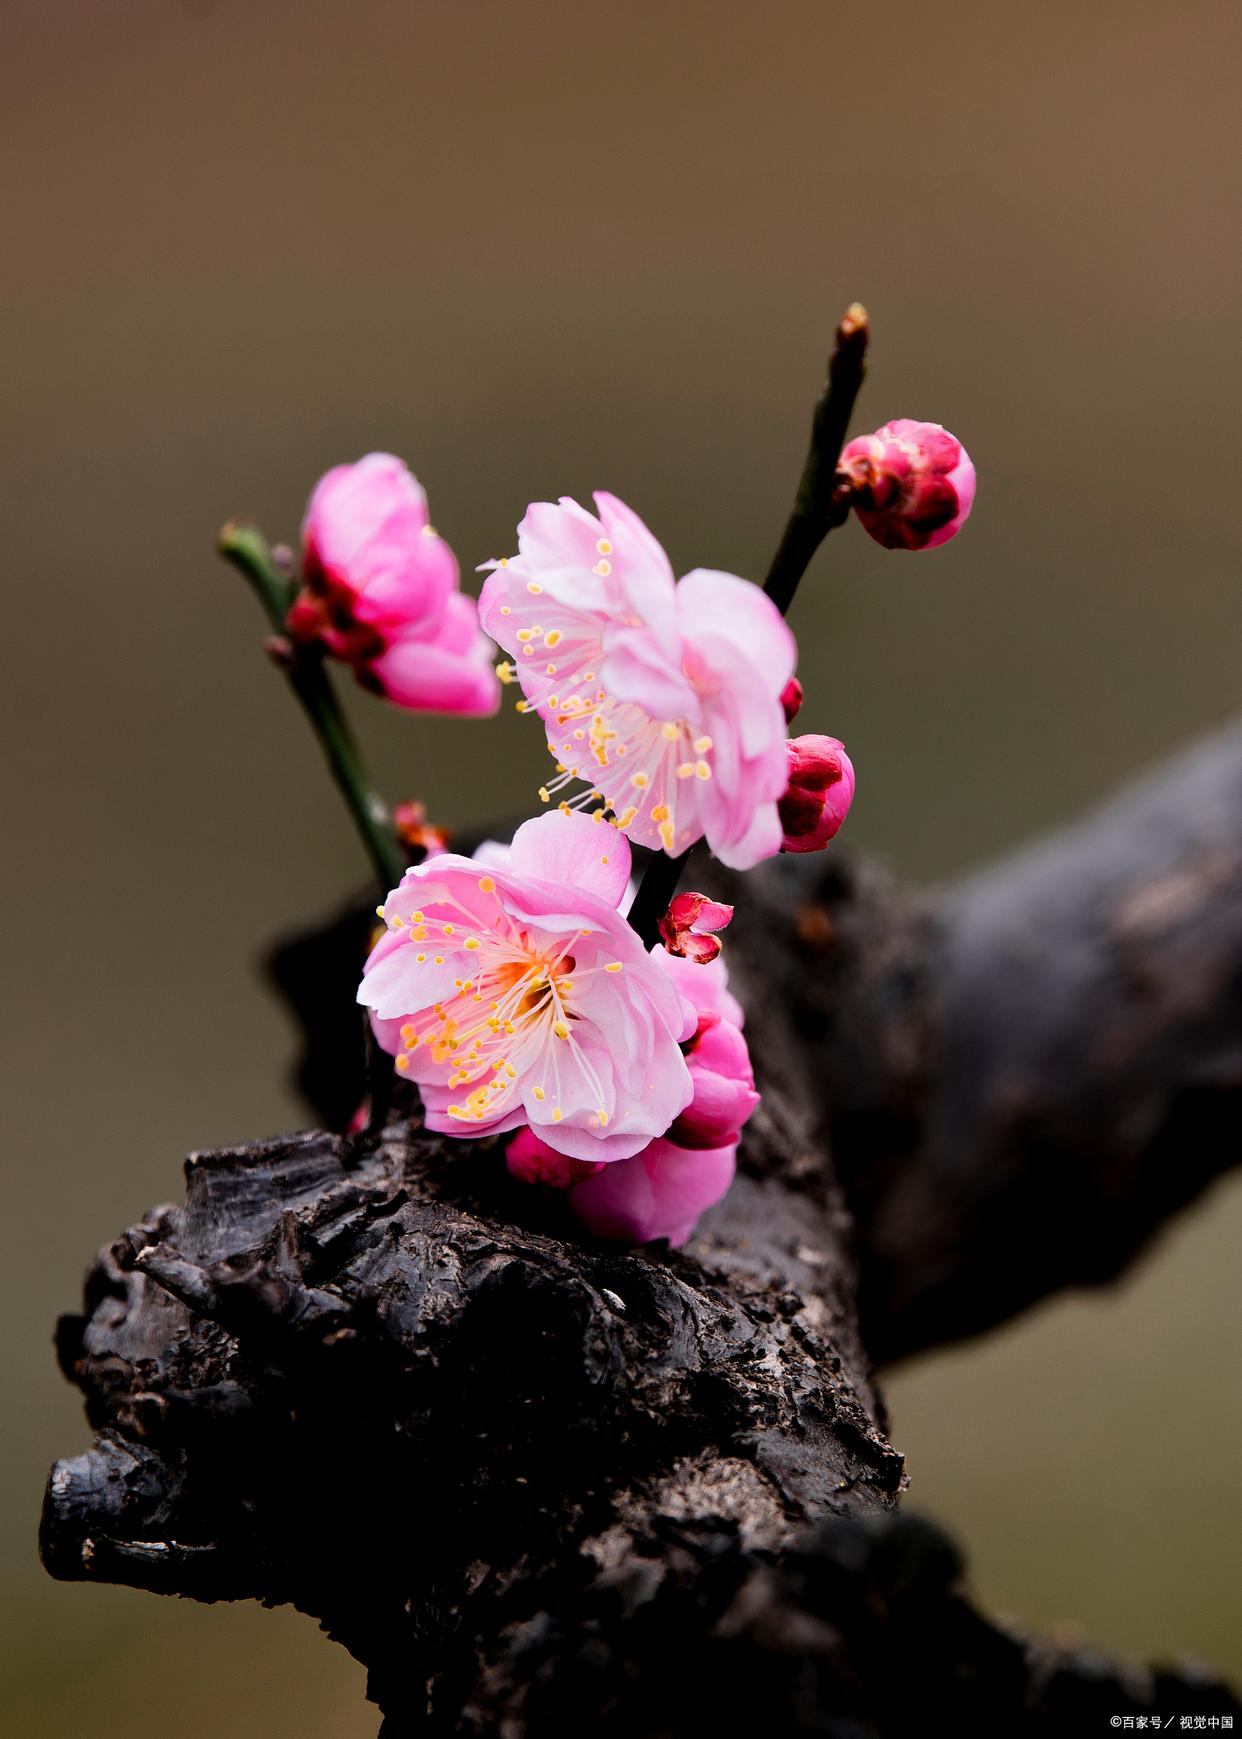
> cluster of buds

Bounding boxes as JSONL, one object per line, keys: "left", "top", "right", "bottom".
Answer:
{"left": 838, "top": 419, "right": 975, "bottom": 552}
{"left": 286, "top": 453, "right": 500, "bottom": 716}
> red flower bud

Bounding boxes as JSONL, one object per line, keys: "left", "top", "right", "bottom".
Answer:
{"left": 780, "top": 676, "right": 804, "bottom": 725}
{"left": 839, "top": 419, "right": 975, "bottom": 552}
{"left": 506, "top": 1127, "right": 603, "bottom": 1189}
{"left": 778, "top": 735, "right": 855, "bottom": 854}
{"left": 658, "top": 891, "right": 734, "bottom": 965}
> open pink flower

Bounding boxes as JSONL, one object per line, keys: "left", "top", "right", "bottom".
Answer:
{"left": 778, "top": 735, "right": 856, "bottom": 853}
{"left": 478, "top": 494, "right": 796, "bottom": 869}
{"left": 838, "top": 420, "right": 975, "bottom": 552}
{"left": 287, "top": 453, "right": 500, "bottom": 716}
{"left": 357, "top": 811, "right": 695, "bottom": 1161}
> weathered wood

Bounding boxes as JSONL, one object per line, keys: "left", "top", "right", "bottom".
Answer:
{"left": 42, "top": 717, "right": 1242, "bottom": 1731}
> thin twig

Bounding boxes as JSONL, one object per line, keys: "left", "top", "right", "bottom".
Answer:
{"left": 628, "top": 304, "right": 870, "bottom": 945}
{"left": 219, "top": 522, "right": 406, "bottom": 895}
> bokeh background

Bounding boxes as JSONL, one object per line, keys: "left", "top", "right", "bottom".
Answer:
{"left": 4, "top": 0, "right": 1241, "bottom": 1731}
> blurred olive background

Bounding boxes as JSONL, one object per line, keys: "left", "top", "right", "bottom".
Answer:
{"left": 3, "top": 0, "right": 1240, "bottom": 1731}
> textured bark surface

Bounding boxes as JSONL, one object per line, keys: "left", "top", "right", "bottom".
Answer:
{"left": 42, "top": 721, "right": 1242, "bottom": 1732}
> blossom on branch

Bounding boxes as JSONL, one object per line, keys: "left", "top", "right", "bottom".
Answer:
{"left": 658, "top": 890, "right": 734, "bottom": 965}
{"left": 357, "top": 811, "right": 696, "bottom": 1161}
{"left": 778, "top": 734, "right": 856, "bottom": 853}
{"left": 839, "top": 419, "right": 975, "bottom": 552}
{"left": 287, "top": 452, "right": 500, "bottom": 715}
{"left": 478, "top": 493, "right": 796, "bottom": 869}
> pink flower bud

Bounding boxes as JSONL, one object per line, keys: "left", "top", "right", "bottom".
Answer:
{"left": 567, "top": 1138, "right": 737, "bottom": 1248}
{"left": 506, "top": 1127, "right": 603, "bottom": 1190}
{"left": 778, "top": 735, "right": 855, "bottom": 854}
{"left": 780, "top": 676, "right": 804, "bottom": 725}
{"left": 392, "top": 800, "right": 450, "bottom": 863}
{"left": 671, "top": 1012, "right": 760, "bottom": 1149}
{"left": 839, "top": 419, "right": 975, "bottom": 552}
{"left": 288, "top": 453, "right": 500, "bottom": 716}
{"left": 658, "top": 891, "right": 734, "bottom": 965}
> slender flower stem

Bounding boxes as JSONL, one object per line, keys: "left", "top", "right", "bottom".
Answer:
{"left": 628, "top": 304, "right": 870, "bottom": 946}
{"left": 218, "top": 522, "right": 406, "bottom": 895}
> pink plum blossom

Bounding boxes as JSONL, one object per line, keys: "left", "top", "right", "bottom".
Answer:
{"left": 287, "top": 453, "right": 500, "bottom": 716}
{"left": 357, "top": 810, "right": 696, "bottom": 1161}
{"left": 658, "top": 890, "right": 734, "bottom": 966}
{"left": 478, "top": 493, "right": 797, "bottom": 870}
{"left": 838, "top": 420, "right": 976, "bottom": 552}
{"left": 779, "top": 734, "right": 856, "bottom": 854}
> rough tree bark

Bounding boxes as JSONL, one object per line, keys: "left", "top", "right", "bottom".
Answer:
{"left": 41, "top": 721, "right": 1242, "bottom": 1734}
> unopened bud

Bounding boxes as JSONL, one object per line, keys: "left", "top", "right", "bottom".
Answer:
{"left": 393, "top": 799, "right": 450, "bottom": 863}
{"left": 780, "top": 676, "right": 804, "bottom": 725}
{"left": 839, "top": 419, "right": 975, "bottom": 552}
{"left": 778, "top": 735, "right": 855, "bottom": 854}
{"left": 506, "top": 1127, "right": 603, "bottom": 1189}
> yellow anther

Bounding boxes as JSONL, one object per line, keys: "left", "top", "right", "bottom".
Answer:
{"left": 696, "top": 760, "right": 711, "bottom": 779}
{"left": 496, "top": 661, "right": 516, "bottom": 684}
{"left": 553, "top": 1020, "right": 570, "bottom": 1040}
{"left": 395, "top": 1054, "right": 410, "bottom": 1074}
{"left": 500, "top": 603, "right": 512, "bottom": 613}
{"left": 593, "top": 559, "right": 612, "bottom": 576}
{"left": 434, "top": 955, "right": 445, "bottom": 965}
{"left": 632, "top": 771, "right": 650, "bottom": 789}
{"left": 392, "top": 914, "right": 404, "bottom": 927}
{"left": 616, "top": 806, "right": 638, "bottom": 828}
{"left": 553, "top": 1107, "right": 563, "bottom": 1122}
{"left": 695, "top": 735, "right": 713, "bottom": 753}
{"left": 661, "top": 722, "right": 680, "bottom": 740}
{"left": 677, "top": 762, "right": 695, "bottom": 779}
{"left": 526, "top": 580, "right": 543, "bottom": 594}
{"left": 659, "top": 820, "right": 675, "bottom": 851}
{"left": 539, "top": 786, "right": 551, "bottom": 803}
{"left": 416, "top": 952, "right": 427, "bottom": 962}
{"left": 516, "top": 700, "right": 531, "bottom": 713}
{"left": 545, "top": 629, "right": 563, "bottom": 648}
{"left": 533, "top": 1086, "right": 546, "bottom": 1101}
{"left": 375, "top": 905, "right": 386, "bottom": 918}
{"left": 605, "top": 961, "right": 623, "bottom": 973}
{"left": 465, "top": 937, "right": 480, "bottom": 950}
{"left": 651, "top": 804, "right": 670, "bottom": 823}
{"left": 478, "top": 875, "right": 495, "bottom": 893}
{"left": 411, "top": 912, "right": 425, "bottom": 923}
{"left": 596, "top": 538, "right": 613, "bottom": 555}
{"left": 443, "top": 923, "right": 455, "bottom": 934}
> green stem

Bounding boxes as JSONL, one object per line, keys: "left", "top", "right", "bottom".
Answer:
{"left": 218, "top": 522, "right": 406, "bottom": 896}
{"left": 629, "top": 304, "right": 869, "bottom": 946}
